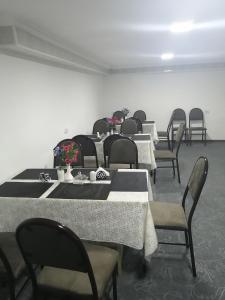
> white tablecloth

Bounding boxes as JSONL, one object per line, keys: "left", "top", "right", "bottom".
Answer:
{"left": 0, "top": 169, "right": 158, "bottom": 257}
{"left": 95, "top": 134, "right": 157, "bottom": 170}
{"left": 142, "top": 123, "right": 159, "bottom": 142}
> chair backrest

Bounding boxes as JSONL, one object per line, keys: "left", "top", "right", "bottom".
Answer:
{"left": 120, "top": 118, "right": 138, "bottom": 134}
{"left": 167, "top": 111, "right": 175, "bottom": 133}
{"left": 112, "top": 110, "right": 125, "bottom": 120}
{"left": 189, "top": 108, "right": 204, "bottom": 127}
{"left": 172, "top": 108, "right": 186, "bottom": 122}
{"left": 73, "top": 135, "right": 97, "bottom": 157}
{"left": 133, "top": 110, "right": 146, "bottom": 122}
{"left": 173, "top": 123, "right": 185, "bottom": 155}
{"left": 182, "top": 157, "right": 208, "bottom": 226}
{"left": 93, "top": 119, "right": 110, "bottom": 134}
{"left": 16, "top": 218, "right": 99, "bottom": 299}
{"left": 103, "top": 134, "right": 124, "bottom": 157}
{"left": 109, "top": 138, "right": 138, "bottom": 168}
{"left": 129, "top": 117, "right": 143, "bottom": 132}
{"left": 53, "top": 139, "right": 84, "bottom": 168}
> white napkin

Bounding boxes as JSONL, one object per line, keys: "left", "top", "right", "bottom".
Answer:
{"left": 96, "top": 167, "right": 110, "bottom": 177}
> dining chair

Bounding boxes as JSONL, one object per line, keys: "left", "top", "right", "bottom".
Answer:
{"left": 157, "top": 111, "right": 174, "bottom": 149}
{"left": 0, "top": 232, "right": 28, "bottom": 300}
{"left": 103, "top": 134, "right": 125, "bottom": 167}
{"left": 150, "top": 156, "right": 208, "bottom": 277}
{"left": 120, "top": 118, "right": 138, "bottom": 134}
{"left": 16, "top": 218, "right": 118, "bottom": 300}
{"left": 189, "top": 108, "right": 207, "bottom": 145}
{"left": 154, "top": 123, "right": 185, "bottom": 183}
{"left": 93, "top": 119, "right": 110, "bottom": 135}
{"left": 171, "top": 108, "right": 187, "bottom": 145}
{"left": 112, "top": 110, "right": 125, "bottom": 120}
{"left": 129, "top": 117, "right": 143, "bottom": 133}
{"left": 109, "top": 137, "right": 138, "bottom": 169}
{"left": 133, "top": 110, "right": 146, "bottom": 122}
{"left": 53, "top": 139, "right": 84, "bottom": 168}
{"left": 73, "top": 135, "right": 98, "bottom": 168}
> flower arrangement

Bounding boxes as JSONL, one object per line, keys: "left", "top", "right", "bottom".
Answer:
{"left": 54, "top": 142, "right": 79, "bottom": 165}
{"left": 122, "top": 108, "right": 129, "bottom": 116}
{"left": 107, "top": 116, "right": 122, "bottom": 125}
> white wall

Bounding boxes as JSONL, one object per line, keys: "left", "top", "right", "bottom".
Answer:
{"left": 0, "top": 54, "right": 104, "bottom": 181}
{"left": 101, "top": 68, "right": 225, "bottom": 139}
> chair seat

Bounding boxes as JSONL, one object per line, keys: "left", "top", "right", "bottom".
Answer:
{"left": 189, "top": 127, "right": 206, "bottom": 131}
{"left": 157, "top": 131, "right": 167, "bottom": 137}
{"left": 37, "top": 243, "right": 118, "bottom": 297}
{"left": 0, "top": 232, "right": 26, "bottom": 280}
{"left": 150, "top": 202, "right": 188, "bottom": 229}
{"left": 154, "top": 150, "right": 176, "bottom": 160}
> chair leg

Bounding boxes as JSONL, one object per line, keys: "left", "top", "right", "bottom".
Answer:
{"left": 172, "top": 160, "right": 175, "bottom": 177}
{"left": 176, "top": 158, "right": 181, "bottom": 183}
{"left": 204, "top": 130, "right": 207, "bottom": 146}
{"left": 112, "top": 266, "right": 118, "bottom": 300}
{"left": 184, "top": 230, "right": 189, "bottom": 248}
{"left": 153, "top": 169, "right": 156, "bottom": 184}
{"left": 188, "top": 228, "right": 197, "bottom": 277}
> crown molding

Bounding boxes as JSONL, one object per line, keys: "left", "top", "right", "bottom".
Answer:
{"left": 0, "top": 25, "right": 108, "bottom": 74}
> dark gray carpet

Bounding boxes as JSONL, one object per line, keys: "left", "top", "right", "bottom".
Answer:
{"left": 1, "top": 142, "right": 225, "bottom": 300}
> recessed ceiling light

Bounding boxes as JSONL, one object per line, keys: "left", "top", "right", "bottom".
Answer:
{"left": 170, "top": 20, "right": 194, "bottom": 33}
{"left": 164, "top": 69, "right": 173, "bottom": 73}
{"left": 161, "top": 53, "right": 174, "bottom": 60}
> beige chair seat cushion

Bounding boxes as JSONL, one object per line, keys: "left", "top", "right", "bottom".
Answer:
{"left": 37, "top": 243, "right": 118, "bottom": 297}
{"left": 150, "top": 202, "right": 188, "bottom": 229}
{"left": 154, "top": 150, "right": 176, "bottom": 160}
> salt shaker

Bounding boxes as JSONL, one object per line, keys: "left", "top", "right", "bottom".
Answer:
{"left": 90, "top": 171, "right": 96, "bottom": 182}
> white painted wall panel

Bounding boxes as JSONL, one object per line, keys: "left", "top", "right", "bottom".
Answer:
{"left": 0, "top": 54, "right": 103, "bottom": 181}
{"left": 101, "top": 69, "right": 225, "bottom": 140}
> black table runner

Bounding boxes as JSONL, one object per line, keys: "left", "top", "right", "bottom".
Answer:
{"left": 111, "top": 172, "right": 148, "bottom": 192}
{"left": 47, "top": 183, "right": 111, "bottom": 200}
{"left": 0, "top": 182, "right": 53, "bottom": 198}
{"left": 13, "top": 169, "right": 58, "bottom": 180}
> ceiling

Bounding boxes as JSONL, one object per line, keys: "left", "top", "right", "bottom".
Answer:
{"left": 0, "top": 0, "right": 225, "bottom": 71}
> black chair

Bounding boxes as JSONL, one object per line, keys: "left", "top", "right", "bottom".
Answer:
{"left": 171, "top": 108, "right": 187, "bottom": 144}
{"left": 154, "top": 123, "right": 185, "bottom": 183}
{"left": 112, "top": 111, "right": 125, "bottom": 120}
{"left": 189, "top": 108, "right": 207, "bottom": 145}
{"left": 0, "top": 232, "right": 27, "bottom": 300}
{"left": 109, "top": 138, "right": 138, "bottom": 169}
{"left": 133, "top": 110, "right": 146, "bottom": 122}
{"left": 150, "top": 156, "right": 208, "bottom": 277}
{"left": 129, "top": 117, "right": 143, "bottom": 133}
{"left": 53, "top": 139, "right": 84, "bottom": 168}
{"left": 93, "top": 119, "right": 110, "bottom": 135}
{"left": 16, "top": 218, "right": 118, "bottom": 300}
{"left": 157, "top": 111, "right": 174, "bottom": 149}
{"left": 73, "top": 135, "right": 98, "bottom": 168}
{"left": 103, "top": 134, "right": 125, "bottom": 167}
{"left": 120, "top": 118, "right": 138, "bottom": 134}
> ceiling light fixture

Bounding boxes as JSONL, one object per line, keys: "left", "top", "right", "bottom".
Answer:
{"left": 164, "top": 69, "right": 173, "bottom": 73}
{"left": 170, "top": 20, "right": 194, "bottom": 33}
{"left": 161, "top": 53, "right": 174, "bottom": 60}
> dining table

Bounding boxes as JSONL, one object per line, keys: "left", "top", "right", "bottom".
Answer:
{"left": 0, "top": 168, "right": 158, "bottom": 258}
{"left": 86, "top": 133, "right": 157, "bottom": 170}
